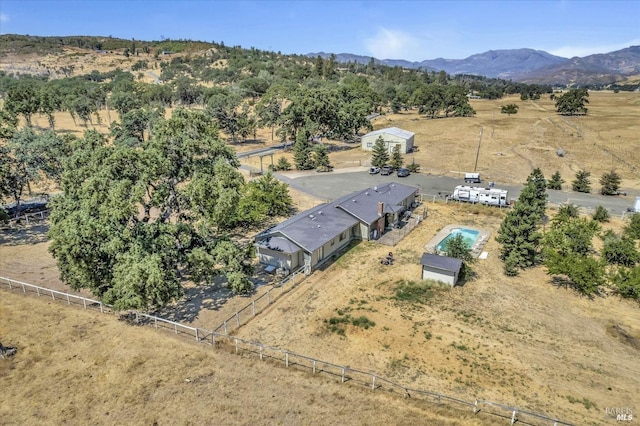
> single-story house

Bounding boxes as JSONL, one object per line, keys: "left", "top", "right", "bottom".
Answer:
{"left": 256, "top": 182, "right": 419, "bottom": 273}
{"left": 420, "top": 253, "right": 462, "bottom": 286}
{"left": 361, "top": 127, "right": 415, "bottom": 154}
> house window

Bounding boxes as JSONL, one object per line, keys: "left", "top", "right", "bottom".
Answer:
{"left": 340, "top": 231, "right": 346, "bottom": 241}
{"left": 331, "top": 238, "right": 335, "bottom": 246}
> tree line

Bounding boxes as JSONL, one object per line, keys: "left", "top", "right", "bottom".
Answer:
{"left": 496, "top": 169, "right": 640, "bottom": 302}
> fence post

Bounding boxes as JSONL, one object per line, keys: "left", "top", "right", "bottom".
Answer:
{"left": 83, "top": 298, "right": 86, "bottom": 309}
{"left": 510, "top": 409, "right": 517, "bottom": 425}
{"left": 7, "top": 279, "right": 11, "bottom": 290}
{"left": 252, "top": 301, "right": 256, "bottom": 316}
{"left": 66, "top": 294, "right": 70, "bottom": 305}
{"left": 267, "top": 290, "right": 271, "bottom": 305}
{"left": 260, "top": 346, "right": 263, "bottom": 361}
{"left": 36, "top": 286, "right": 40, "bottom": 296}
{"left": 235, "top": 338, "right": 238, "bottom": 353}
{"left": 341, "top": 367, "right": 345, "bottom": 383}
{"left": 473, "top": 399, "right": 478, "bottom": 414}
{"left": 174, "top": 323, "right": 178, "bottom": 334}
{"left": 99, "top": 302, "right": 103, "bottom": 313}
{"left": 51, "top": 290, "right": 55, "bottom": 300}
{"left": 312, "top": 360, "right": 316, "bottom": 374}
{"left": 155, "top": 317, "right": 158, "bottom": 329}
{"left": 22, "top": 282, "right": 25, "bottom": 293}
{"left": 195, "top": 328, "right": 199, "bottom": 342}
{"left": 135, "top": 311, "right": 139, "bottom": 324}
{"left": 285, "top": 352, "right": 289, "bottom": 367}
{"left": 212, "top": 333, "right": 215, "bottom": 345}
{"left": 235, "top": 312, "right": 240, "bottom": 327}
{"left": 224, "top": 321, "right": 228, "bottom": 335}
{"left": 371, "top": 375, "right": 376, "bottom": 390}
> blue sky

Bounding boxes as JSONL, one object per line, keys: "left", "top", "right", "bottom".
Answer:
{"left": 1, "top": 0, "right": 638, "bottom": 61}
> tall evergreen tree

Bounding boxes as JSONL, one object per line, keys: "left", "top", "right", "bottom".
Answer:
{"left": 572, "top": 170, "right": 591, "bottom": 193}
{"left": 313, "top": 144, "right": 331, "bottom": 169}
{"left": 390, "top": 145, "right": 404, "bottom": 170}
{"left": 495, "top": 169, "right": 547, "bottom": 275}
{"left": 599, "top": 170, "right": 622, "bottom": 195}
{"left": 292, "top": 132, "right": 315, "bottom": 170}
{"left": 547, "top": 171, "right": 564, "bottom": 190}
{"left": 370, "top": 136, "right": 389, "bottom": 168}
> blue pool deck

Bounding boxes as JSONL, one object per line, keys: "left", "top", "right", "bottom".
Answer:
{"left": 424, "top": 224, "right": 491, "bottom": 259}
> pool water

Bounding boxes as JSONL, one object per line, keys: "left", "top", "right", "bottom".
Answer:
{"left": 436, "top": 228, "right": 480, "bottom": 252}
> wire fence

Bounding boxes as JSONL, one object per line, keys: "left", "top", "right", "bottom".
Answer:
{"left": 212, "top": 266, "right": 307, "bottom": 335}
{"left": 0, "top": 275, "right": 574, "bottom": 426}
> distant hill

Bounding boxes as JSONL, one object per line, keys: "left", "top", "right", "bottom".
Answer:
{"left": 515, "top": 46, "right": 640, "bottom": 86}
{"left": 308, "top": 46, "right": 640, "bottom": 86}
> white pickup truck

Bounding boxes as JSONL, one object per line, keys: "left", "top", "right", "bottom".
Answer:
{"left": 464, "top": 173, "right": 481, "bottom": 184}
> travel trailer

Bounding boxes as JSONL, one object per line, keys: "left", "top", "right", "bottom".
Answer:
{"left": 450, "top": 185, "right": 509, "bottom": 207}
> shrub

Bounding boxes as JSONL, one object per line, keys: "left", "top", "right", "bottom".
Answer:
{"left": 592, "top": 205, "right": 609, "bottom": 222}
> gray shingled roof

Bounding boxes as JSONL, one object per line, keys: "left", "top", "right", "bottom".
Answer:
{"left": 363, "top": 127, "right": 415, "bottom": 140}
{"left": 258, "top": 182, "right": 418, "bottom": 253}
{"left": 420, "top": 253, "right": 463, "bottom": 273}
{"left": 259, "top": 203, "right": 359, "bottom": 253}
{"left": 335, "top": 182, "right": 417, "bottom": 225}
{"left": 257, "top": 236, "right": 302, "bottom": 254}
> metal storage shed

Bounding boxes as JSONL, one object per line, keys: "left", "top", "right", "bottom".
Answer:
{"left": 361, "top": 127, "right": 415, "bottom": 154}
{"left": 420, "top": 253, "right": 462, "bottom": 286}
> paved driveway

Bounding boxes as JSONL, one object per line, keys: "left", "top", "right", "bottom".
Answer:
{"left": 276, "top": 168, "right": 637, "bottom": 217}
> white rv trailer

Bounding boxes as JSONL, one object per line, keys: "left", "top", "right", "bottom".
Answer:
{"left": 450, "top": 185, "right": 509, "bottom": 207}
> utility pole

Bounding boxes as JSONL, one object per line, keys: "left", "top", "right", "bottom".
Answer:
{"left": 473, "top": 127, "right": 483, "bottom": 172}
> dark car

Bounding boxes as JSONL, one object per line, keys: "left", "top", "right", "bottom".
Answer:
{"left": 380, "top": 165, "right": 393, "bottom": 176}
{"left": 397, "top": 168, "right": 410, "bottom": 177}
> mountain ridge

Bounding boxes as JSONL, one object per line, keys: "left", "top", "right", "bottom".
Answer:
{"left": 308, "top": 46, "right": 640, "bottom": 85}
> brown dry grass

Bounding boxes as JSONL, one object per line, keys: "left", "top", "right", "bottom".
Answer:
{"left": 2, "top": 55, "right": 640, "bottom": 424}
{"left": 1, "top": 290, "right": 493, "bottom": 426}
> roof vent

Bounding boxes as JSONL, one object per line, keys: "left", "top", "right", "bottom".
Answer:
{"left": 374, "top": 186, "right": 378, "bottom": 191}
{"left": 365, "top": 192, "right": 369, "bottom": 196}
{"left": 352, "top": 199, "right": 356, "bottom": 202}
{"left": 318, "top": 211, "right": 322, "bottom": 215}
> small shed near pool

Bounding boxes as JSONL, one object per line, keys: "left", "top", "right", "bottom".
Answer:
{"left": 420, "top": 253, "right": 462, "bottom": 286}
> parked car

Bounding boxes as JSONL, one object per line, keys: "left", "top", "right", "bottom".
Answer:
{"left": 369, "top": 166, "right": 380, "bottom": 175}
{"left": 397, "top": 168, "right": 410, "bottom": 177}
{"left": 380, "top": 165, "right": 393, "bottom": 176}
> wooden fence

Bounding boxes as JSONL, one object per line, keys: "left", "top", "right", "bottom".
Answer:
{"left": 0, "top": 276, "right": 573, "bottom": 426}
{"left": 212, "top": 265, "right": 307, "bottom": 335}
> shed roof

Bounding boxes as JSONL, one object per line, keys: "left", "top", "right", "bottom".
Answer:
{"left": 420, "top": 253, "right": 463, "bottom": 273}
{"left": 363, "top": 127, "right": 415, "bottom": 140}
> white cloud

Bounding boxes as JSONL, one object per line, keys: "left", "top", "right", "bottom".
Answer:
{"left": 0, "top": 13, "right": 9, "bottom": 23}
{"left": 364, "top": 27, "right": 424, "bottom": 61}
{"left": 549, "top": 38, "right": 640, "bottom": 58}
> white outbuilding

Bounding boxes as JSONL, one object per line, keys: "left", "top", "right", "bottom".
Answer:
{"left": 361, "top": 127, "right": 415, "bottom": 154}
{"left": 420, "top": 253, "right": 462, "bottom": 286}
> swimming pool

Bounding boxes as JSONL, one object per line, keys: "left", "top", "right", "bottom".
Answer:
{"left": 436, "top": 228, "right": 480, "bottom": 252}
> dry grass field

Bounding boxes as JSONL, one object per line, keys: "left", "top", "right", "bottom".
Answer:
{"left": 2, "top": 53, "right": 640, "bottom": 424}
